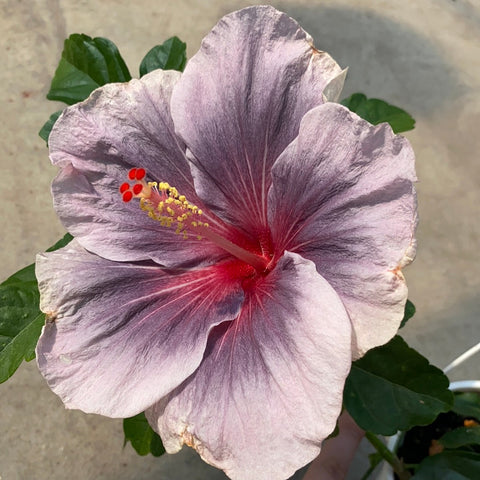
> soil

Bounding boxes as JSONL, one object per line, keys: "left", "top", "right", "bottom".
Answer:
{"left": 395, "top": 410, "right": 480, "bottom": 476}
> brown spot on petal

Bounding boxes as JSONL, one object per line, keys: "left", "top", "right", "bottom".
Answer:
{"left": 180, "top": 427, "right": 201, "bottom": 451}
{"left": 310, "top": 45, "right": 326, "bottom": 56}
{"left": 45, "top": 312, "right": 58, "bottom": 323}
{"left": 389, "top": 266, "right": 405, "bottom": 282}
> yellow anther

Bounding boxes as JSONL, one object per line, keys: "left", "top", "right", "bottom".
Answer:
{"left": 133, "top": 179, "right": 206, "bottom": 240}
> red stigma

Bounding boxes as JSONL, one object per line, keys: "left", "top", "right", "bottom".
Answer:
{"left": 135, "top": 168, "right": 146, "bottom": 180}
{"left": 122, "top": 191, "right": 133, "bottom": 202}
{"left": 132, "top": 183, "right": 143, "bottom": 195}
{"left": 122, "top": 168, "right": 149, "bottom": 202}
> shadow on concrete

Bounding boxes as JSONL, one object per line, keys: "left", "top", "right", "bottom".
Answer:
{"left": 278, "top": 3, "right": 466, "bottom": 118}
{"left": 403, "top": 295, "right": 480, "bottom": 381}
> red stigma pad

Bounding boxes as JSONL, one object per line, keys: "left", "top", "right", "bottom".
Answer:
{"left": 122, "top": 191, "right": 133, "bottom": 202}
{"left": 128, "top": 168, "right": 137, "bottom": 180}
{"left": 132, "top": 183, "right": 143, "bottom": 195}
{"left": 119, "top": 182, "right": 130, "bottom": 193}
{"left": 135, "top": 168, "right": 146, "bottom": 180}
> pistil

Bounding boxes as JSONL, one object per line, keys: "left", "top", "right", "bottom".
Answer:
{"left": 120, "top": 169, "right": 270, "bottom": 272}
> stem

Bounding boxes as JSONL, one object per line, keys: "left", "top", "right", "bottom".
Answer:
{"left": 365, "top": 432, "right": 412, "bottom": 480}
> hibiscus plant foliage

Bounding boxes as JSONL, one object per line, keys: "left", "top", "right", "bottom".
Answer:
{"left": 2, "top": 6, "right": 478, "bottom": 480}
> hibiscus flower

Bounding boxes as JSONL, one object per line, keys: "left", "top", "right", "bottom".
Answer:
{"left": 35, "top": 5, "right": 416, "bottom": 480}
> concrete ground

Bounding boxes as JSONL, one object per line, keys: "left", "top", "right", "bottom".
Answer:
{"left": 1, "top": 0, "right": 479, "bottom": 479}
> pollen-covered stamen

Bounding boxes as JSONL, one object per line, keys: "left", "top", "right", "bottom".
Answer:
{"left": 119, "top": 169, "right": 270, "bottom": 272}
{"left": 137, "top": 181, "right": 209, "bottom": 241}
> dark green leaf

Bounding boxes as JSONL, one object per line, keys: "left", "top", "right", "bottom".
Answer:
{"left": 413, "top": 451, "right": 480, "bottom": 479}
{"left": 0, "top": 312, "right": 44, "bottom": 381}
{"left": 341, "top": 93, "right": 415, "bottom": 133}
{"left": 453, "top": 393, "right": 480, "bottom": 420}
{"left": 39, "top": 110, "right": 63, "bottom": 145}
{"left": 400, "top": 299, "right": 416, "bottom": 328}
{"left": 0, "top": 263, "right": 42, "bottom": 383}
{"left": 150, "top": 430, "right": 166, "bottom": 456}
{"left": 439, "top": 426, "right": 480, "bottom": 449}
{"left": 1, "top": 263, "right": 38, "bottom": 289}
{"left": 46, "top": 233, "right": 74, "bottom": 252}
{"left": 344, "top": 336, "right": 454, "bottom": 435}
{"left": 47, "top": 34, "right": 131, "bottom": 105}
{"left": 0, "top": 233, "right": 73, "bottom": 383}
{"left": 123, "top": 412, "right": 165, "bottom": 457}
{"left": 139, "top": 36, "right": 187, "bottom": 77}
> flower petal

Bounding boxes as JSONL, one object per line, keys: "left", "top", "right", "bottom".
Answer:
{"left": 147, "top": 252, "right": 352, "bottom": 480}
{"left": 171, "top": 5, "right": 344, "bottom": 235}
{"left": 49, "top": 69, "right": 222, "bottom": 266}
{"left": 268, "top": 102, "right": 417, "bottom": 358}
{"left": 35, "top": 240, "right": 244, "bottom": 417}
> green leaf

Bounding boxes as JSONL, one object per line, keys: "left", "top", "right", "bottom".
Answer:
{"left": 0, "top": 312, "right": 45, "bottom": 380}
{"left": 150, "top": 430, "right": 166, "bottom": 456}
{"left": 0, "top": 263, "right": 42, "bottom": 383}
{"left": 400, "top": 299, "right": 416, "bottom": 328}
{"left": 413, "top": 451, "right": 480, "bottom": 479}
{"left": 123, "top": 412, "right": 165, "bottom": 457}
{"left": 39, "top": 110, "right": 63, "bottom": 145}
{"left": 139, "top": 36, "right": 187, "bottom": 77}
{"left": 46, "top": 233, "right": 74, "bottom": 252}
{"left": 0, "top": 233, "right": 73, "bottom": 383}
{"left": 453, "top": 393, "right": 480, "bottom": 420}
{"left": 47, "top": 34, "right": 131, "bottom": 105}
{"left": 344, "top": 336, "right": 454, "bottom": 435}
{"left": 340, "top": 93, "right": 415, "bottom": 133}
{"left": 439, "top": 426, "right": 480, "bottom": 449}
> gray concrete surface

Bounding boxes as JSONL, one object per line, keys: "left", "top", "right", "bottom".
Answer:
{"left": 1, "top": 0, "right": 479, "bottom": 479}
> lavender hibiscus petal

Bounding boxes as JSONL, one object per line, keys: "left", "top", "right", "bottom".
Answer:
{"left": 35, "top": 241, "right": 243, "bottom": 417}
{"left": 147, "top": 252, "right": 352, "bottom": 480}
{"left": 171, "top": 5, "right": 344, "bottom": 235}
{"left": 268, "top": 102, "right": 417, "bottom": 358}
{"left": 49, "top": 69, "right": 222, "bottom": 266}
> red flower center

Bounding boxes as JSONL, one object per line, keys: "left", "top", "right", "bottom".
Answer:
{"left": 120, "top": 168, "right": 275, "bottom": 278}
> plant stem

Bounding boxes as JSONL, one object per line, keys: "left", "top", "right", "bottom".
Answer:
{"left": 365, "top": 432, "right": 412, "bottom": 480}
